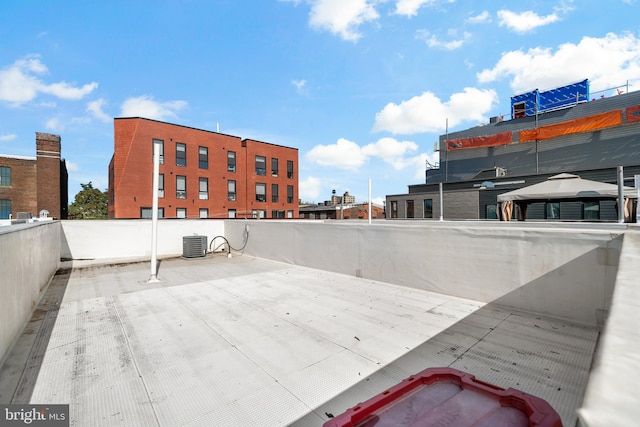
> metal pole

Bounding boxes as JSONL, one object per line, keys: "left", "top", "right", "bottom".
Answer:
{"left": 617, "top": 166, "right": 625, "bottom": 224}
{"left": 368, "top": 179, "right": 372, "bottom": 224}
{"left": 445, "top": 118, "right": 449, "bottom": 182}
{"left": 149, "top": 142, "right": 160, "bottom": 282}
{"left": 439, "top": 182, "right": 444, "bottom": 221}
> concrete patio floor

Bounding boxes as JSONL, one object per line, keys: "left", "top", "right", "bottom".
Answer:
{"left": 0, "top": 254, "right": 598, "bottom": 426}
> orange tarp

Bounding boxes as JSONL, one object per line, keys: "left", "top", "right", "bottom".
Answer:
{"left": 447, "top": 131, "right": 512, "bottom": 151}
{"left": 626, "top": 105, "right": 640, "bottom": 123}
{"left": 519, "top": 110, "right": 622, "bottom": 143}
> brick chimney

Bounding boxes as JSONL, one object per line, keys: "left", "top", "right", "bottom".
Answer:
{"left": 36, "top": 132, "right": 62, "bottom": 218}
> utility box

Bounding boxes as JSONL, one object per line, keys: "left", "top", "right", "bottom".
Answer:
{"left": 182, "top": 235, "right": 207, "bottom": 259}
{"left": 324, "top": 367, "right": 562, "bottom": 427}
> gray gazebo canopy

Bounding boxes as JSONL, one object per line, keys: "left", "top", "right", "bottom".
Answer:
{"left": 496, "top": 173, "right": 636, "bottom": 221}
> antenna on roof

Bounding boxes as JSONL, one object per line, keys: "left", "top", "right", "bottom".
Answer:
{"left": 217, "top": 123, "right": 220, "bottom": 133}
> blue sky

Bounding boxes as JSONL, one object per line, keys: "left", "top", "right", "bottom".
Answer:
{"left": 1, "top": 0, "right": 639, "bottom": 204}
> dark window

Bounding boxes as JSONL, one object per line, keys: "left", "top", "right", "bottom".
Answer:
{"left": 486, "top": 204, "right": 498, "bottom": 219}
{"left": 228, "top": 151, "right": 236, "bottom": 172}
{"left": 152, "top": 139, "right": 164, "bottom": 164}
{"left": 287, "top": 160, "right": 294, "bottom": 179}
{"left": 406, "top": 200, "right": 414, "bottom": 218}
{"left": 256, "top": 156, "right": 266, "bottom": 176}
{"left": 272, "top": 184, "right": 279, "bottom": 203}
{"left": 0, "top": 199, "right": 11, "bottom": 219}
{"left": 423, "top": 199, "right": 433, "bottom": 218}
{"left": 228, "top": 180, "right": 236, "bottom": 201}
{"left": 287, "top": 185, "right": 294, "bottom": 203}
{"left": 545, "top": 202, "right": 560, "bottom": 219}
{"left": 141, "top": 207, "right": 164, "bottom": 218}
{"left": 199, "top": 146, "right": 208, "bottom": 169}
{"left": 0, "top": 167, "right": 11, "bottom": 186}
{"left": 272, "top": 210, "right": 285, "bottom": 219}
{"left": 176, "top": 143, "right": 186, "bottom": 167}
{"left": 199, "top": 177, "right": 208, "bottom": 200}
{"left": 583, "top": 201, "right": 600, "bottom": 220}
{"left": 391, "top": 201, "right": 398, "bottom": 219}
{"left": 256, "top": 183, "right": 266, "bottom": 202}
{"left": 176, "top": 175, "right": 186, "bottom": 199}
{"left": 271, "top": 158, "right": 279, "bottom": 176}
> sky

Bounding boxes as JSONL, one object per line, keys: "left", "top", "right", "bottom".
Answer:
{"left": 1, "top": 0, "right": 640, "bottom": 205}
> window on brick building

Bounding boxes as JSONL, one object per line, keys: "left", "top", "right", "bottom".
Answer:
{"left": 287, "top": 160, "right": 294, "bottom": 179}
{"left": 271, "top": 184, "right": 279, "bottom": 203}
{"left": 199, "top": 208, "right": 208, "bottom": 219}
{"left": 256, "top": 183, "right": 266, "bottom": 202}
{"left": 256, "top": 156, "right": 266, "bottom": 176}
{"left": 271, "top": 158, "right": 279, "bottom": 176}
{"left": 176, "top": 176, "right": 186, "bottom": 199}
{"left": 199, "top": 146, "right": 208, "bottom": 169}
{"left": 287, "top": 210, "right": 294, "bottom": 218}
{"left": 176, "top": 143, "right": 186, "bottom": 167}
{"left": 228, "top": 180, "right": 236, "bottom": 201}
{"left": 228, "top": 151, "right": 236, "bottom": 172}
{"left": 199, "top": 178, "right": 208, "bottom": 200}
{"left": 0, "top": 166, "right": 11, "bottom": 186}
{"left": 287, "top": 185, "right": 294, "bottom": 203}
{"left": 0, "top": 199, "right": 11, "bottom": 219}
{"left": 228, "top": 209, "right": 236, "bottom": 218}
{"left": 272, "top": 210, "right": 285, "bottom": 218}
{"left": 152, "top": 139, "right": 164, "bottom": 164}
{"left": 158, "top": 174, "right": 164, "bottom": 198}
{"left": 141, "top": 207, "right": 164, "bottom": 218}
{"left": 176, "top": 208, "right": 187, "bottom": 218}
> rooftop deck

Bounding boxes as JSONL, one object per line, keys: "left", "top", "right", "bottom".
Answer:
{"left": 1, "top": 220, "right": 638, "bottom": 426}
{"left": 0, "top": 255, "right": 595, "bottom": 426}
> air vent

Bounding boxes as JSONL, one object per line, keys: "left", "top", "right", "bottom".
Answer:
{"left": 182, "top": 235, "right": 207, "bottom": 258}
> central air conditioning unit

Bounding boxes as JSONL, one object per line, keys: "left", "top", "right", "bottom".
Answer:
{"left": 182, "top": 235, "right": 207, "bottom": 259}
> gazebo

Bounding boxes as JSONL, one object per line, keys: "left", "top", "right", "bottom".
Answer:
{"left": 496, "top": 173, "right": 637, "bottom": 221}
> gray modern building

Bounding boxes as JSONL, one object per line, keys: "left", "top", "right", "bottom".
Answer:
{"left": 387, "top": 82, "right": 640, "bottom": 221}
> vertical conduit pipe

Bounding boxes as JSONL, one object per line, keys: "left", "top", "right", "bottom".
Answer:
{"left": 149, "top": 142, "right": 160, "bottom": 282}
{"left": 618, "top": 166, "right": 625, "bottom": 224}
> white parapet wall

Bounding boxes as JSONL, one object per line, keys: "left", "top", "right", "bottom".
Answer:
{"left": 0, "top": 222, "right": 60, "bottom": 367}
{"left": 224, "top": 220, "right": 624, "bottom": 327}
{"left": 60, "top": 219, "right": 226, "bottom": 262}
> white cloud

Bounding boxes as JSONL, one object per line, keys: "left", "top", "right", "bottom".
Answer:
{"left": 120, "top": 95, "right": 187, "bottom": 121}
{"left": 0, "top": 133, "right": 16, "bottom": 142}
{"left": 306, "top": 137, "right": 367, "bottom": 170}
{"left": 306, "top": 136, "right": 436, "bottom": 182}
{"left": 87, "top": 98, "right": 111, "bottom": 123}
{"left": 467, "top": 11, "right": 490, "bottom": 24}
{"left": 0, "top": 55, "right": 97, "bottom": 105}
{"left": 65, "top": 161, "right": 79, "bottom": 172}
{"left": 394, "top": 0, "right": 435, "bottom": 17}
{"left": 299, "top": 176, "right": 322, "bottom": 200}
{"left": 45, "top": 117, "right": 62, "bottom": 132}
{"left": 291, "top": 0, "right": 379, "bottom": 42}
{"left": 477, "top": 32, "right": 640, "bottom": 94}
{"left": 362, "top": 137, "right": 418, "bottom": 169}
{"left": 372, "top": 87, "right": 498, "bottom": 134}
{"left": 497, "top": 10, "right": 560, "bottom": 34}
{"left": 291, "top": 79, "right": 308, "bottom": 95}
{"left": 416, "top": 29, "right": 470, "bottom": 50}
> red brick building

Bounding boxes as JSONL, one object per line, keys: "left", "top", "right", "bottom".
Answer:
{"left": 108, "top": 118, "right": 299, "bottom": 219}
{"left": 0, "top": 133, "right": 68, "bottom": 219}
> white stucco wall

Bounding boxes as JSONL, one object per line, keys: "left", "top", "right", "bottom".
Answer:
{"left": 224, "top": 220, "right": 623, "bottom": 326}
{"left": 0, "top": 222, "right": 60, "bottom": 366}
{"left": 60, "top": 219, "right": 226, "bottom": 262}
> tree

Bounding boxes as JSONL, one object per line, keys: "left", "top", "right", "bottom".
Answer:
{"left": 69, "top": 182, "right": 108, "bottom": 219}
